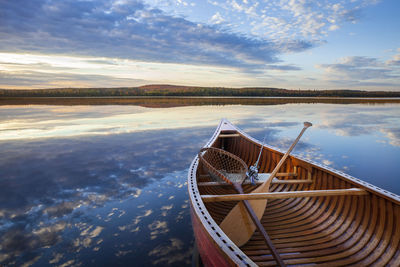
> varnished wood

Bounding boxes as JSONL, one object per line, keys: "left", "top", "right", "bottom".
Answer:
{"left": 200, "top": 172, "right": 297, "bottom": 179}
{"left": 188, "top": 119, "right": 400, "bottom": 267}
{"left": 233, "top": 184, "right": 286, "bottom": 267}
{"left": 220, "top": 122, "right": 313, "bottom": 247}
{"left": 219, "top": 134, "right": 241, "bottom": 138}
{"left": 198, "top": 179, "right": 312, "bottom": 187}
{"left": 199, "top": 146, "right": 285, "bottom": 266}
{"left": 201, "top": 188, "right": 368, "bottom": 202}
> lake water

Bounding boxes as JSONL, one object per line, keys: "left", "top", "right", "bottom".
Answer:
{"left": 1, "top": 99, "right": 400, "bottom": 266}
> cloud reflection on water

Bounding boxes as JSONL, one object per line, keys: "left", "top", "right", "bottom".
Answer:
{"left": 381, "top": 128, "right": 400, "bottom": 147}
{"left": 0, "top": 105, "right": 246, "bottom": 140}
{"left": 0, "top": 126, "right": 210, "bottom": 266}
{"left": 1, "top": 104, "right": 400, "bottom": 147}
{"left": 0, "top": 102, "right": 399, "bottom": 266}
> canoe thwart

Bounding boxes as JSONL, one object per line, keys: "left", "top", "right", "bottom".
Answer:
{"left": 219, "top": 134, "right": 241, "bottom": 138}
{"left": 198, "top": 178, "right": 312, "bottom": 187}
{"left": 201, "top": 188, "right": 368, "bottom": 202}
{"left": 200, "top": 172, "right": 297, "bottom": 180}
{"left": 270, "top": 178, "right": 312, "bottom": 184}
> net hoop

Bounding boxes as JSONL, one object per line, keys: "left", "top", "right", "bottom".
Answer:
{"left": 198, "top": 147, "right": 248, "bottom": 185}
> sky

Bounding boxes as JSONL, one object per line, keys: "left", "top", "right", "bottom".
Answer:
{"left": 0, "top": 0, "right": 399, "bottom": 90}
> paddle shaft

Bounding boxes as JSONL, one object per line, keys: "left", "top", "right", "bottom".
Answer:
{"left": 233, "top": 183, "right": 286, "bottom": 267}
{"left": 263, "top": 122, "right": 312, "bottom": 188}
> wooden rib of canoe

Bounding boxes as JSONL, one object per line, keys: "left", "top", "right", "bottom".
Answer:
{"left": 188, "top": 119, "right": 400, "bottom": 266}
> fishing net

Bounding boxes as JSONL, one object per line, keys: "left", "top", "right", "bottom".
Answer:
{"left": 198, "top": 147, "right": 248, "bottom": 185}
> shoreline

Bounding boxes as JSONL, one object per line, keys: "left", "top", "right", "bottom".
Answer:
{"left": 1, "top": 96, "right": 400, "bottom": 107}
{"left": 2, "top": 95, "right": 400, "bottom": 99}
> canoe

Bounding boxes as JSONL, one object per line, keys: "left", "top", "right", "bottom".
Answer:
{"left": 188, "top": 119, "right": 400, "bottom": 266}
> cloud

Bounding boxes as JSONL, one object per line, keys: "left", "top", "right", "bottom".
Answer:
{"left": 210, "top": 12, "right": 225, "bottom": 24}
{"left": 387, "top": 51, "right": 400, "bottom": 66}
{"left": 0, "top": 0, "right": 386, "bottom": 87}
{"left": 0, "top": 0, "right": 313, "bottom": 71}
{"left": 317, "top": 56, "right": 400, "bottom": 87}
{"left": 0, "top": 70, "right": 147, "bottom": 89}
{"left": 266, "top": 64, "right": 301, "bottom": 71}
{"left": 196, "top": 0, "right": 379, "bottom": 40}
{"left": 339, "top": 7, "right": 363, "bottom": 23}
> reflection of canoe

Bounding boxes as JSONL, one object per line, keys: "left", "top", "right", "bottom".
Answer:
{"left": 188, "top": 119, "right": 400, "bottom": 266}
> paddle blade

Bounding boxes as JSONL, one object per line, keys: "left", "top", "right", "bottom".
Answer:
{"left": 219, "top": 196, "right": 268, "bottom": 246}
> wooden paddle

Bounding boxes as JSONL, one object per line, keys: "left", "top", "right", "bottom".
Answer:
{"left": 219, "top": 122, "right": 312, "bottom": 247}
{"left": 198, "top": 147, "right": 286, "bottom": 266}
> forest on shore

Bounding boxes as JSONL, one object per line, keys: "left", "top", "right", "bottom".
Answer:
{"left": 1, "top": 84, "right": 400, "bottom": 97}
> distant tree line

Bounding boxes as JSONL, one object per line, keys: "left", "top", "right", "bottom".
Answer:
{"left": 1, "top": 86, "right": 400, "bottom": 97}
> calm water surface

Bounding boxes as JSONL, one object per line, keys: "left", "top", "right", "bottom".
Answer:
{"left": 0, "top": 101, "right": 400, "bottom": 266}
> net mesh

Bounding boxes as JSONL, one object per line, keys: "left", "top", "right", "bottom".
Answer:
{"left": 198, "top": 147, "right": 248, "bottom": 185}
